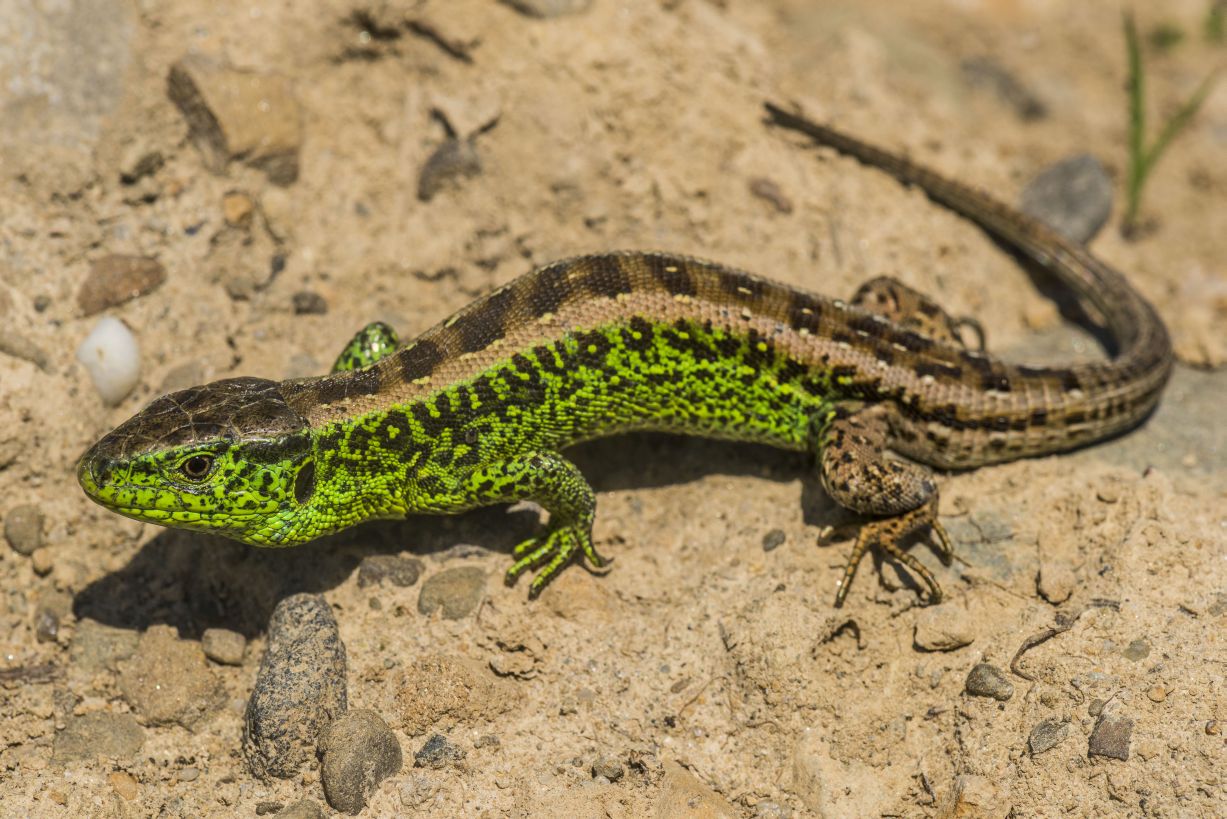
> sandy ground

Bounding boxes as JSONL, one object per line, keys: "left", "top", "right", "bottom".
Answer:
{"left": 1, "top": 1, "right": 1225, "bottom": 816}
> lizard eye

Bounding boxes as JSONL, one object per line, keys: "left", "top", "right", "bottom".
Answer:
{"left": 180, "top": 454, "right": 215, "bottom": 481}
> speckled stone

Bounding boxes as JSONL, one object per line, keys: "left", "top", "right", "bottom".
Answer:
{"left": 320, "top": 710, "right": 403, "bottom": 815}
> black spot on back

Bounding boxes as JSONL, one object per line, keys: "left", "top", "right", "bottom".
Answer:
{"left": 398, "top": 339, "right": 445, "bottom": 383}
{"left": 528, "top": 262, "right": 572, "bottom": 316}
{"left": 646, "top": 255, "right": 696, "bottom": 296}
{"left": 583, "top": 256, "right": 633, "bottom": 299}
{"left": 457, "top": 286, "right": 515, "bottom": 353}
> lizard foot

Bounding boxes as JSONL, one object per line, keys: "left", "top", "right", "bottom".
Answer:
{"left": 505, "top": 525, "right": 609, "bottom": 599}
{"left": 833, "top": 496, "right": 954, "bottom": 608}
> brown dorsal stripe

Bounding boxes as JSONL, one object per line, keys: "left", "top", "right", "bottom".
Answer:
{"left": 527, "top": 262, "right": 573, "bottom": 316}
{"left": 399, "top": 338, "right": 445, "bottom": 383}
{"left": 456, "top": 286, "right": 516, "bottom": 354}
{"left": 646, "top": 254, "right": 697, "bottom": 296}
{"left": 583, "top": 255, "right": 634, "bottom": 299}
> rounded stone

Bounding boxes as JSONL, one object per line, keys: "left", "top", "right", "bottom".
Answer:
{"left": 320, "top": 709, "right": 403, "bottom": 815}
{"left": 418, "top": 566, "right": 486, "bottom": 620}
{"left": 964, "top": 662, "right": 1014, "bottom": 701}
{"left": 4, "top": 504, "right": 44, "bottom": 555}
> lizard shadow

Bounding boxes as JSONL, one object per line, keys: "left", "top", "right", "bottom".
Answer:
{"left": 73, "top": 432, "right": 838, "bottom": 639}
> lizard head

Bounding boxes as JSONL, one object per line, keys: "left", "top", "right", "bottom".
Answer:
{"left": 77, "top": 377, "right": 316, "bottom": 545}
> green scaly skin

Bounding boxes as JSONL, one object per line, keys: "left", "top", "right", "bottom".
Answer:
{"left": 77, "top": 106, "right": 1172, "bottom": 605}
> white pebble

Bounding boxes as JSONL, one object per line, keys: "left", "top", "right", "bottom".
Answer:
{"left": 76, "top": 317, "right": 141, "bottom": 405}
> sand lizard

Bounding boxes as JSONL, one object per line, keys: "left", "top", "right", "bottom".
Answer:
{"left": 77, "top": 103, "right": 1173, "bottom": 606}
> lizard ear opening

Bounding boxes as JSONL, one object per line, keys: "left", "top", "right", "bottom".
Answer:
{"left": 294, "top": 460, "right": 316, "bottom": 505}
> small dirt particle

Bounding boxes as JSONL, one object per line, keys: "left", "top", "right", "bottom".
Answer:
{"left": 761, "top": 529, "right": 786, "bottom": 552}
{"left": 78, "top": 255, "right": 167, "bottom": 316}
{"left": 292, "top": 291, "right": 328, "bottom": 315}
{"left": 201, "top": 628, "right": 246, "bottom": 665}
{"left": 1088, "top": 712, "right": 1134, "bottom": 760}
{"left": 357, "top": 555, "right": 423, "bottom": 588}
{"left": 1027, "top": 719, "right": 1070, "bottom": 755}
{"left": 591, "top": 755, "right": 624, "bottom": 782}
{"left": 913, "top": 605, "right": 975, "bottom": 651}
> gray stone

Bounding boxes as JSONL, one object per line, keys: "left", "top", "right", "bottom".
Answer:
{"left": 413, "top": 734, "right": 466, "bottom": 770}
{"left": 591, "top": 755, "right": 624, "bottom": 782}
{"left": 320, "top": 710, "right": 403, "bottom": 815}
{"left": 1019, "top": 154, "right": 1113, "bottom": 245}
{"left": 1028, "top": 718, "right": 1070, "bottom": 755}
{"left": 53, "top": 712, "right": 144, "bottom": 763}
{"left": 1088, "top": 712, "right": 1134, "bottom": 760}
{"left": 201, "top": 628, "right": 246, "bottom": 665}
{"left": 118, "top": 625, "right": 224, "bottom": 729}
{"left": 964, "top": 663, "right": 1014, "bottom": 701}
{"left": 168, "top": 55, "right": 302, "bottom": 185}
{"left": 418, "top": 566, "right": 485, "bottom": 620}
{"left": 5, "top": 504, "right": 45, "bottom": 555}
{"left": 761, "top": 529, "right": 786, "bottom": 552}
{"left": 77, "top": 255, "right": 166, "bottom": 316}
{"left": 244, "top": 593, "right": 348, "bottom": 779}
{"left": 357, "top": 555, "right": 424, "bottom": 588}
{"left": 1122, "top": 638, "right": 1151, "bottom": 661}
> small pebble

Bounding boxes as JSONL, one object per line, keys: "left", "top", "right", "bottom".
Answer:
{"left": 748, "top": 178, "right": 793, "bottom": 214}
{"left": 34, "top": 591, "right": 69, "bottom": 643}
{"left": 30, "top": 547, "right": 55, "bottom": 576}
{"left": 33, "top": 294, "right": 51, "bottom": 312}
{"left": 320, "top": 710, "right": 403, "bottom": 815}
{"left": 4, "top": 504, "right": 45, "bottom": 555}
{"left": 77, "top": 317, "right": 141, "bottom": 405}
{"left": 418, "top": 566, "right": 486, "bottom": 620}
{"left": 1122, "top": 638, "right": 1151, "bottom": 661}
{"left": 118, "top": 144, "right": 164, "bottom": 184}
{"left": 178, "top": 766, "right": 200, "bottom": 782}
{"left": 77, "top": 255, "right": 167, "bottom": 316}
{"left": 53, "top": 712, "right": 145, "bottom": 763}
{"left": 591, "top": 755, "right": 624, "bottom": 782}
{"left": 413, "top": 734, "right": 466, "bottom": 770}
{"left": 1205, "top": 720, "right": 1220, "bottom": 736}
{"left": 761, "top": 529, "right": 786, "bottom": 552}
{"left": 1036, "top": 561, "right": 1075, "bottom": 604}
{"left": 0, "top": 329, "right": 50, "bottom": 371}
{"left": 1088, "top": 712, "right": 1134, "bottom": 760}
{"left": 244, "top": 594, "right": 348, "bottom": 779}
{"left": 273, "top": 801, "right": 326, "bottom": 819}
{"left": 913, "top": 605, "right": 975, "bottom": 651}
{"left": 292, "top": 291, "right": 328, "bottom": 315}
{"left": 222, "top": 191, "right": 255, "bottom": 225}
{"left": 473, "top": 734, "right": 500, "bottom": 749}
{"left": 108, "top": 771, "right": 139, "bottom": 801}
{"left": 201, "top": 628, "right": 246, "bottom": 665}
{"left": 1146, "top": 685, "right": 1168, "bottom": 703}
{"left": 357, "top": 555, "right": 424, "bottom": 588}
{"left": 964, "top": 663, "right": 1014, "bottom": 701}
{"left": 1019, "top": 154, "right": 1113, "bottom": 244}
{"left": 1027, "top": 718, "right": 1070, "bottom": 755}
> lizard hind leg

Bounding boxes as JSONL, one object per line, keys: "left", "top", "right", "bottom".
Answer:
{"left": 851, "top": 276, "right": 985, "bottom": 351}
{"left": 331, "top": 321, "right": 401, "bottom": 373}
{"left": 812, "top": 404, "right": 954, "bottom": 607}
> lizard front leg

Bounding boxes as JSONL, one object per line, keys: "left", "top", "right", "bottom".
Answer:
{"left": 851, "top": 276, "right": 985, "bottom": 351}
{"left": 812, "top": 403, "right": 954, "bottom": 606}
{"left": 331, "top": 321, "right": 401, "bottom": 372}
{"left": 417, "top": 451, "right": 607, "bottom": 599}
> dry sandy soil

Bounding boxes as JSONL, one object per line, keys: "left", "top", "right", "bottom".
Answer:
{"left": 1, "top": 1, "right": 1225, "bottom": 816}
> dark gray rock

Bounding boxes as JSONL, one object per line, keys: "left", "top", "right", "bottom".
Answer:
{"left": 761, "top": 529, "right": 786, "bottom": 552}
{"left": 1019, "top": 154, "right": 1113, "bottom": 245}
{"left": 53, "top": 712, "right": 145, "bottom": 763}
{"left": 4, "top": 504, "right": 44, "bottom": 555}
{"left": 357, "top": 555, "right": 424, "bottom": 588}
{"left": 1088, "top": 712, "right": 1134, "bottom": 760}
{"left": 244, "top": 594, "right": 348, "bottom": 779}
{"left": 320, "top": 710, "right": 403, "bottom": 815}
{"left": 964, "top": 663, "right": 1014, "bottom": 701}
{"left": 418, "top": 566, "right": 485, "bottom": 620}
{"left": 1028, "top": 718, "right": 1070, "bottom": 755}
{"left": 413, "top": 734, "right": 466, "bottom": 770}
{"left": 201, "top": 627, "right": 246, "bottom": 665}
